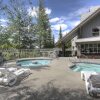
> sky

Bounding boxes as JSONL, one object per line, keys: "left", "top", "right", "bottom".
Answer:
{"left": 45, "top": 0, "right": 100, "bottom": 42}
{"left": 1, "top": 0, "right": 100, "bottom": 42}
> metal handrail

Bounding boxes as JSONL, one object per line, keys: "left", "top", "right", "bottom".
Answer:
{"left": 69, "top": 54, "right": 100, "bottom": 65}
{"left": 69, "top": 57, "right": 78, "bottom": 65}
{"left": 80, "top": 54, "right": 88, "bottom": 59}
{"left": 78, "top": 54, "right": 90, "bottom": 63}
{"left": 69, "top": 54, "right": 89, "bottom": 65}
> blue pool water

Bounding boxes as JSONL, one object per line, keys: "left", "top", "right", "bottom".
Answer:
{"left": 70, "top": 63, "right": 100, "bottom": 72}
{"left": 16, "top": 59, "right": 51, "bottom": 68}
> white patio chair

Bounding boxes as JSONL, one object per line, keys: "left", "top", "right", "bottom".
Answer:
{"left": 81, "top": 71, "right": 98, "bottom": 94}
{"left": 81, "top": 71, "right": 97, "bottom": 81}
{"left": 0, "top": 67, "right": 17, "bottom": 72}
{"left": 0, "top": 71, "right": 17, "bottom": 86}
{"left": 0, "top": 68, "right": 31, "bottom": 86}
{"left": 13, "top": 68, "right": 31, "bottom": 77}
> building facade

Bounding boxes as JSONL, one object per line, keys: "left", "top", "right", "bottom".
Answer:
{"left": 56, "top": 6, "right": 100, "bottom": 58}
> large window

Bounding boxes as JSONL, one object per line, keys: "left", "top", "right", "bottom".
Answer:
{"left": 92, "top": 28, "right": 100, "bottom": 36}
{"left": 81, "top": 43, "right": 100, "bottom": 54}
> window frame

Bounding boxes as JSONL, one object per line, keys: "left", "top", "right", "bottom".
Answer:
{"left": 81, "top": 43, "right": 100, "bottom": 54}
{"left": 92, "top": 27, "right": 100, "bottom": 37}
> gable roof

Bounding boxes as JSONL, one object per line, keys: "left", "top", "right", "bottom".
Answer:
{"left": 55, "top": 8, "right": 100, "bottom": 46}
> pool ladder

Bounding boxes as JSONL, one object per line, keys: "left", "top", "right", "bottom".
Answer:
{"left": 69, "top": 54, "right": 90, "bottom": 65}
{"left": 78, "top": 54, "right": 90, "bottom": 63}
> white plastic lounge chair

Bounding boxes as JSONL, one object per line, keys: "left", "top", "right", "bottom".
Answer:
{"left": 0, "top": 68, "right": 31, "bottom": 86}
{"left": 0, "top": 77, "right": 17, "bottom": 86}
{"left": 8, "top": 67, "right": 17, "bottom": 72}
{"left": 81, "top": 71, "right": 97, "bottom": 81}
{"left": 83, "top": 72, "right": 97, "bottom": 94}
{"left": 13, "top": 68, "right": 31, "bottom": 77}
{"left": 0, "top": 71, "right": 17, "bottom": 86}
{"left": 86, "top": 75, "right": 100, "bottom": 97}
{"left": 0, "top": 68, "right": 31, "bottom": 78}
{"left": 0, "top": 67, "right": 17, "bottom": 72}
{"left": 81, "top": 71, "right": 98, "bottom": 94}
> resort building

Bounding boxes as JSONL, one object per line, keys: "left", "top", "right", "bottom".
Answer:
{"left": 56, "top": 6, "right": 100, "bottom": 58}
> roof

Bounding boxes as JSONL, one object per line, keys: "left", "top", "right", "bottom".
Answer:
{"left": 76, "top": 37, "right": 100, "bottom": 43}
{"left": 55, "top": 8, "right": 100, "bottom": 46}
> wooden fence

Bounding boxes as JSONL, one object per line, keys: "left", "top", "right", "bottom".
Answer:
{"left": 0, "top": 49, "right": 54, "bottom": 60}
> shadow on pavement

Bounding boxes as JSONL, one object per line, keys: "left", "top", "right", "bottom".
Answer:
{"left": 0, "top": 83, "right": 98, "bottom": 100}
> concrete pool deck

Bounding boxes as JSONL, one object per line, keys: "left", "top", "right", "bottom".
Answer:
{"left": 0, "top": 57, "right": 98, "bottom": 100}
{"left": 21, "top": 57, "right": 84, "bottom": 90}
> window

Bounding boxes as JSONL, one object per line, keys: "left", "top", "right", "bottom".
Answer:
{"left": 98, "top": 48, "right": 100, "bottom": 53}
{"left": 98, "top": 44, "right": 100, "bottom": 53}
{"left": 80, "top": 43, "right": 100, "bottom": 54}
{"left": 98, "top": 44, "right": 100, "bottom": 48}
{"left": 81, "top": 44, "right": 84, "bottom": 49}
{"left": 92, "top": 28, "right": 99, "bottom": 36}
{"left": 81, "top": 44, "right": 85, "bottom": 53}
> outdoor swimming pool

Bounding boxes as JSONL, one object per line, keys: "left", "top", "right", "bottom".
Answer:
{"left": 70, "top": 63, "right": 100, "bottom": 72}
{"left": 16, "top": 59, "right": 51, "bottom": 68}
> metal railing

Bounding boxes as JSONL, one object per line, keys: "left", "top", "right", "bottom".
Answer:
{"left": 78, "top": 54, "right": 89, "bottom": 63}
{"left": 69, "top": 54, "right": 89, "bottom": 65}
{"left": 69, "top": 54, "right": 100, "bottom": 65}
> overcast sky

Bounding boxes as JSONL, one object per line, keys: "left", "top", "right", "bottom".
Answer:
{"left": 1, "top": 0, "right": 100, "bottom": 42}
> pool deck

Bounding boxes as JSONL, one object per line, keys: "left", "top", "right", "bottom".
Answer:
{"left": 21, "top": 57, "right": 84, "bottom": 90}
{"left": 0, "top": 57, "right": 98, "bottom": 100}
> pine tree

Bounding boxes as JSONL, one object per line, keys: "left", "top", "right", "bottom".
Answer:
{"left": 3, "top": 0, "right": 37, "bottom": 49}
{"left": 37, "top": 0, "right": 53, "bottom": 48}
{"left": 59, "top": 26, "right": 62, "bottom": 40}
{"left": 52, "top": 34, "right": 55, "bottom": 47}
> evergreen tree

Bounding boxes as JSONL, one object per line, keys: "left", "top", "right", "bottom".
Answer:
{"left": 52, "top": 34, "right": 55, "bottom": 47}
{"left": 0, "top": 26, "right": 13, "bottom": 49}
{"left": 3, "top": 0, "right": 37, "bottom": 49}
{"left": 37, "top": 0, "right": 53, "bottom": 48}
{"left": 59, "top": 26, "right": 62, "bottom": 40}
